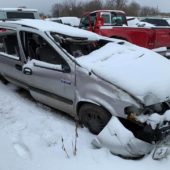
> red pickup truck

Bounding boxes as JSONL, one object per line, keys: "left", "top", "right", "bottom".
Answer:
{"left": 79, "top": 10, "right": 170, "bottom": 51}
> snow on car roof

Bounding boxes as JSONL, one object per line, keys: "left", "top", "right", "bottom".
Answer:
{"left": 57, "top": 17, "right": 80, "bottom": 26}
{"left": 11, "top": 19, "right": 100, "bottom": 41}
{"left": 90, "top": 9, "right": 125, "bottom": 14}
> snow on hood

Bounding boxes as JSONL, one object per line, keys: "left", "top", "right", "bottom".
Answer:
{"left": 76, "top": 42, "right": 170, "bottom": 105}
{"left": 58, "top": 17, "right": 80, "bottom": 26}
{"left": 11, "top": 19, "right": 99, "bottom": 41}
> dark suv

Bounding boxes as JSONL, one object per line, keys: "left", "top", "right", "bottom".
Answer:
{"left": 141, "top": 18, "right": 170, "bottom": 26}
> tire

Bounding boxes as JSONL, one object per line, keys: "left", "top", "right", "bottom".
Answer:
{"left": 0, "top": 75, "right": 8, "bottom": 85}
{"left": 79, "top": 104, "right": 111, "bottom": 135}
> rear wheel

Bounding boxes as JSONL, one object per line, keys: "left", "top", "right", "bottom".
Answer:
{"left": 79, "top": 104, "right": 111, "bottom": 135}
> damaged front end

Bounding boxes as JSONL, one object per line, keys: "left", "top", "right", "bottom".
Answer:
{"left": 92, "top": 101, "right": 170, "bottom": 159}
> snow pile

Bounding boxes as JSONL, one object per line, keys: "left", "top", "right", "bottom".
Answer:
{"left": 76, "top": 42, "right": 170, "bottom": 105}
{"left": 0, "top": 82, "right": 170, "bottom": 170}
{"left": 146, "top": 110, "right": 170, "bottom": 129}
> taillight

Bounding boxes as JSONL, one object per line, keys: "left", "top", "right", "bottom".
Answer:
{"left": 0, "top": 28, "right": 6, "bottom": 32}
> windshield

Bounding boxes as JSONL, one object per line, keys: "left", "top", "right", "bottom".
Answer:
{"left": 101, "top": 12, "right": 127, "bottom": 26}
{"left": 50, "top": 32, "right": 109, "bottom": 58}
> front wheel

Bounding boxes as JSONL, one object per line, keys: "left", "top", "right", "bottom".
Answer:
{"left": 79, "top": 104, "right": 111, "bottom": 135}
{"left": 0, "top": 75, "right": 8, "bottom": 85}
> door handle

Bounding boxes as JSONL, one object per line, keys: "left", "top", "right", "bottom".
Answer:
{"left": 23, "top": 67, "right": 32, "bottom": 75}
{"left": 15, "top": 64, "right": 22, "bottom": 71}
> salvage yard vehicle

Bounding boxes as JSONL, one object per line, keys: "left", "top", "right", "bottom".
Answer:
{"left": 0, "top": 8, "right": 40, "bottom": 20}
{"left": 79, "top": 10, "right": 170, "bottom": 53}
{"left": 46, "top": 17, "right": 80, "bottom": 27}
{"left": 141, "top": 18, "right": 170, "bottom": 27}
{"left": 0, "top": 19, "right": 170, "bottom": 158}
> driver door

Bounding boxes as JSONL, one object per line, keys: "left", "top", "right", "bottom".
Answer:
{"left": 20, "top": 31, "right": 75, "bottom": 115}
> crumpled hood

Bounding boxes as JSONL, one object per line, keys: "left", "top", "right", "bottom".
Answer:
{"left": 76, "top": 42, "right": 170, "bottom": 105}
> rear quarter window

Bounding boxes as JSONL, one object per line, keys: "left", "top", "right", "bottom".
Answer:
{"left": 0, "top": 29, "right": 20, "bottom": 59}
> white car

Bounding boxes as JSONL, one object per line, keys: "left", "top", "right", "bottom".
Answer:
{"left": 46, "top": 17, "right": 80, "bottom": 27}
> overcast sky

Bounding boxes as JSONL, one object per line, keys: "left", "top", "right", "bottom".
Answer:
{"left": 0, "top": 0, "right": 169, "bottom": 14}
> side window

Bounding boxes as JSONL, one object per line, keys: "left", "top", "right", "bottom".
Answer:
{"left": 89, "top": 13, "right": 96, "bottom": 26}
{"left": 101, "top": 13, "right": 111, "bottom": 25}
{"left": 0, "top": 28, "right": 20, "bottom": 59}
{"left": 117, "top": 13, "right": 127, "bottom": 25}
{"left": 0, "top": 12, "right": 6, "bottom": 20}
{"left": 80, "top": 15, "right": 89, "bottom": 29}
{"left": 20, "top": 31, "right": 65, "bottom": 65}
{"left": 111, "top": 14, "right": 124, "bottom": 26}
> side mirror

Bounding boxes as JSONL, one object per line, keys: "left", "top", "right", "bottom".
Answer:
{"left": 62, "top": 64, "right": 71, "bottom": 73}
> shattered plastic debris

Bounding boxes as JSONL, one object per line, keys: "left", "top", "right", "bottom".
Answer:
{"left": 152, "top": 146, "right": 170, "bottom": 160}
{"left": 92, "top": 117, "right": 153, "bottom": 158}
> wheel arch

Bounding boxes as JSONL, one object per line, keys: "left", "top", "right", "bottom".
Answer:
{"left": 76, "top": 100, "right": 111, "bottom": 117}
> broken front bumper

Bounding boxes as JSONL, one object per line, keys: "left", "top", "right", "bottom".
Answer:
{"left": 92, "top": 116, "right": 170, "bottom": 158}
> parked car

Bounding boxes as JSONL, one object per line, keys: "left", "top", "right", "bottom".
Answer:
{"left": 79, "top": 10, "right": 170, "bottom": 52}
{"left": 164, "top": 18, "right": 170, "bottom": 25}
{"left": 141, "top": 18, "right": 170, "bottom": 27}
{"left": 46, "top": 17, "right": 80, "bottom": 27}
{"left": 126, "top": 16, "right": 140, "bottom": 27}
{"left": 0, "top": 19, "right": 170, "bottom": 158}
{"left": 0, "top": 8, "right": 40, "bottom": 20}
{"left": 45, "top": 18, "right": 63, "bottom": 24}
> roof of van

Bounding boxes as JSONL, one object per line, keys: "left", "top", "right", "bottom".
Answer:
{"left": 0, "top": 8, "right": 38, "bottom": 12}
{"left": 1, "top": 19, "right": 100, "bottom": 41}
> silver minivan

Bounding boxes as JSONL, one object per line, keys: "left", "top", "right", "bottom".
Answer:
{"left": 0, "top": 19, "right": 169, "bottom": 146}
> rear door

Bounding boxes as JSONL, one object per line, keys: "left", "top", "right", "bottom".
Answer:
{"left": 0, "top": 27, "right": 27, "bottom": 88}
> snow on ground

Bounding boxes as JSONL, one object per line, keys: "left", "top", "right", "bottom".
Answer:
{"left": 0, "top": 81, "right": 170, "bottom": 170}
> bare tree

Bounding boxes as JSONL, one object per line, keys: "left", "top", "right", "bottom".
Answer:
{"left": 51, "top": 0, "right": 160, "bottom": 18}
{"left": 126, "top": 1, "right": 140, "bottom": 16}
{"left": 51, "top": 0, "right": 84, "bottom": 17}
{"left": 83, "top": 0, "right": 103, "bottom": 12}
{"left": 51, "top": 3, "right": 63, "bottom": 17}
{"left": 104, "top": 0, "right": 127, "bottom": 10}
{"left": 140, "top": 6, "right": 159, "bottom": 16}
{"left": 104, "top": 0, "right": 115, "bottom": 9}
{"left": 114, "top": 0, "right": 127, "bottom": 10}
